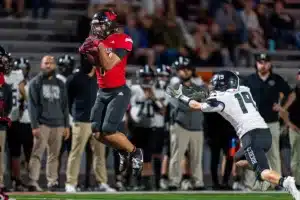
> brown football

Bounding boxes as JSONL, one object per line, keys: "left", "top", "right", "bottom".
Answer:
{"left": 85, "top": 48, "right": 99, "bottom": 66}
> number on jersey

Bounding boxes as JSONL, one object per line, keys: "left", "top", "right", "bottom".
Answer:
{"left": 234, "top": 92, "right": 257, "bottom": 114}
{"left": 136, "top": 101, "right": 154, "bottom": 117}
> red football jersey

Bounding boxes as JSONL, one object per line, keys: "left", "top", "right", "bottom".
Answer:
{"left": 96, "top": 33, "right": 133, "bottom": 88}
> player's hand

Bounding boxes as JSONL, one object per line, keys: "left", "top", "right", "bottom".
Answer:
{"left": 166, "top": 84, "right": 183, "bottom": 99}
{"left": 188, "top": 99, "right": 202, "bottom": 109}
{"left": 79, "top": 36, "right": 101, "bottom": 54}
{"left": 32, "top": 128, "right": 40, "bottom": 137}
{"left": 63, "top": 127, "right": 70, "bottom": 140}
{"left": 272, "top": 103, "right": 284, "bottom": 112}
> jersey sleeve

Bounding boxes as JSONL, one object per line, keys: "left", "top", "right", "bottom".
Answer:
{"left": 200, "top": 97, "right": 225, "bottom": 112}
{"left": 115, "top": 34, "right": 133, "bottom": 51}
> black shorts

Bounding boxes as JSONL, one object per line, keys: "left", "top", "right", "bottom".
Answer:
{"left": 234, "top": 128, "right": 272, "bottom": 176}
{"left": 7, "top": 122, "right": 33, "bottom": 160}
{"left": 130, "top": 126, "right": 155, "bottom": 162}
{"left": 90, "top": 85, "right": 131, "bottom": 134}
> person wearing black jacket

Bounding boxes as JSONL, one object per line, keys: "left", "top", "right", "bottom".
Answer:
{"left": 65, "top": 57, "right": 115, "bottom": 192}
{"left": 0, "top": 46, "right": 13, "bottom": 190}
{"left": 204, "top": 112, "right": 236, "bottom": 190}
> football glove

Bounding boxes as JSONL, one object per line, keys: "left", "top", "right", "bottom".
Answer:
{"left": 189, "top": 87, "right": 209, "bottom": 102}
{"left": 79, "top": 36, "right": 101, "bottom": 54}
{"left": 166, "top": 84, "right": 183, "bottom": 99}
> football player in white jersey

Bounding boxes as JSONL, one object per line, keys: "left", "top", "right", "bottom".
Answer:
{"left": 5, "top": 57, "right": 26, "bottom": 191}
{"left": 167, "top": 70, "right": 300, "bottom": 199}
{"left": 129, "top": 65, "right": 165, "bottom": 190}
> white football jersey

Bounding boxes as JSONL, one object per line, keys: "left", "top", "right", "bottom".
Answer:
{"left": 153, "top": 86, "right": 167, "bottom": 128}
{"left": 200, "top": 86, "right": 268, "bottom": 139}
{"left": 5, "top": 70, "right": 24, "bottom": 121}
{"left": 56, "top": 74, "right": 73, "bottom": 126}
{"left": 19, "top": 83, "right": 30, "bottom": 124}
{"left": 130, "top": 85, "right": 157, "bottom": 128}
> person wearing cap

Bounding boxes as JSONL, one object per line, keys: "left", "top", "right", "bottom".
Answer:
{"left": 276, "top": 71, "right": 300, "bottom": 189}
{"left": 167, "top": 56, "right": 206, "bottom": 190}
{"left": 244, "top": 53, "right": 291, "bottom": 189}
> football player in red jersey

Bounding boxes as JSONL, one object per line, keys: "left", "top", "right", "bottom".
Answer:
{"left": 79, "top": 9, "right": 143, "bottom": 176}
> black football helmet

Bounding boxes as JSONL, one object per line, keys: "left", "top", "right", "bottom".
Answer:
{"left": 156, "top": 64, "right": 171, "bottom": 77}
{"left": 210, "top": 70, "right": 240, "bottom": 92}
{"left": 171, "top": 56, "right": 191, "bottom": 70}
{"left": 57, "top": 55, "right": 75, "bottom": 77}
{"left": 137, "top": 65, "right": 156, "bottom": 88}
{"left": 91, "top": 9, "right": 118, "bottom": 39}
{"left": 0, "top": 46, "right": 12, "bottom": 75}
{"left": 13, "top": 57, "right": 31, "bottom": 78}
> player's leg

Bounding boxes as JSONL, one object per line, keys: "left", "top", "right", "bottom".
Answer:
{"left": 243, "top": 129, "right": 300, "bottom": 199}
{"left": 93, "top": 86, "right": 142, "bottom": 174}
{"left": 7, "top": 121, "right": 24, "bottom": 191}
{"left": 152, "top": 128, "right": 165, "bottom": 190}
{"left": 160, "top": 131, "right": 170, "bottom": 190}
{"left": 91, "top": 88, "right": 135, "bottom": 153}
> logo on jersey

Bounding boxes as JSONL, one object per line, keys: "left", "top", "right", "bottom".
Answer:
{"left": 268, "top": 80, "right": 275, "bottom": 86}
{"left": 125, "top": 38, "right": 133, "bottom": 43}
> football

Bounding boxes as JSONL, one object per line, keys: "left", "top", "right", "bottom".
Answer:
{"left": 85, "top": 47, "right": 99, "bottom": 66}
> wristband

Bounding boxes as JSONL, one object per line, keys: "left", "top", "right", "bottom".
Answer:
{"left": 179, "top": 95, "right": 191, "bottom": 105}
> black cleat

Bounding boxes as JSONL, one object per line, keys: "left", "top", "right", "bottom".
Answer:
{"left": 131, "top": 148, "right": 143, "bottom": 176}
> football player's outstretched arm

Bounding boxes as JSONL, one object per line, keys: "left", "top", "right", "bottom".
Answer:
{"left": 166, "top": 84, "right": 224, "bottom": 112}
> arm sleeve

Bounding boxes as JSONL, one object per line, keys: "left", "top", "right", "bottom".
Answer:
{"left": 28, "top": 79, "right": 40, "bottom": 129}
{"left": 66, "top": 75, "right": 75, "bottom": 115}
{"left": 278, "top": 76, "right": 291, "bottom": 97}
{"left": 167, "top": 95, "right": 190, "bottom": 111}
{"left": 200, "top": 98, "right": 225, "bottom": 112}
{"left": 113, "top": 35, "right": 133, "bottom": 59}
{"left": 5, "top": 85, "right": 12, "bottom": 117}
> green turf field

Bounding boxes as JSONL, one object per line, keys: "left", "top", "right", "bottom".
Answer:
{"left": 6, "top": 192, "right": 293, "bottom": 200}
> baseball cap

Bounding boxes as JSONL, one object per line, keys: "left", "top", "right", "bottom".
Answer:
{"left": 255, "top": 53, "right": 271, "bottom": 62}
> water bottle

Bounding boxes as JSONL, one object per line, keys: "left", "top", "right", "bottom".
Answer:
{"left": 230, "top": 138, "right": 236, "bottom": 157}
{"left": 268, "top": 39, "right": 276, "bottom": 52}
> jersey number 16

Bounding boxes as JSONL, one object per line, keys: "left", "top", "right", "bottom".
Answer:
{"left": 234, "top": 92, "right": 257, "bottom": 114}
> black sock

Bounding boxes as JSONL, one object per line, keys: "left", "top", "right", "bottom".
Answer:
{"left": 142, "top": 176, "right": 153, "bottom": 189}
{"left": 279, "top": 177, "right": 285, "bottom": 187}
{"left": 233, "top": 175, "right": 241, "bottom": 182}
{"left": 182, "top": 174, "right": 190, "bottom": 180}
{"left": 161, "top": 174, "right": 168, "bottom": 179}
{"left": 153, "top": 158, "right": 161, "bottom": 189}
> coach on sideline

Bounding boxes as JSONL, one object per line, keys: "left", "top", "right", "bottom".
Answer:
{"left": 65, "top": 56, "right": 115, "bottom": 193}
{"left": 244, "top": 53, "right": 291, "bottom": 189}
{"left": 28, "top": 55, "right": 70, "bottom": 192}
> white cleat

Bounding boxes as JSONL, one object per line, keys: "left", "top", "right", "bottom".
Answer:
{"left": 283, "top": 176, "right": 300, "bottom": 200}
{"left": 99, "top": 183, "right": 116, "bottom": 192}
{"left": 65, "top": 184, "right": 77, "bottom": 193}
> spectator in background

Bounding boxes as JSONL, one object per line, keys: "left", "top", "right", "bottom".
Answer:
{"left": 27, "top": 56, "right": 70, "bottom": 191}
{"left": 191, "top": 19, "right": 223, "bottom": 67}
{"left": 204, "top": 112, "right": 236, "bottom": 190}
{"left": 124, "top": 14, "right": 155, "bottom": 67}
{"left": 215, "top": 0, "right": 247, "bottom": 65}
{"left": 168, "top": 56, "right": 205, "bottom": 190}
{"left": 270, "top": 0, "right": 296, "bottom": 48}
{"left": 65, "top": 56, "right": 115, "bottom": 192}
{"left": 32, "top": 0, "right": 51, "bottom": 19}
{"left": 240, "top": 0, "right": 265, "bottom": 49}
{"left": 1, "top": 0, "right": 25, "bottom": 18}
{"left": 278, "top": 71, "right": 300, "bottom": 188}
{"left": 255, "top": 3, "right": 273, "bottom": 46}
{"left": 244, "top": 53, "right": 291, "bottom": 190}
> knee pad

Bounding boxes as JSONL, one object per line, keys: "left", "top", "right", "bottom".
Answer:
{"left": 91, "top": 122, "right": 101, "bottom": 133}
